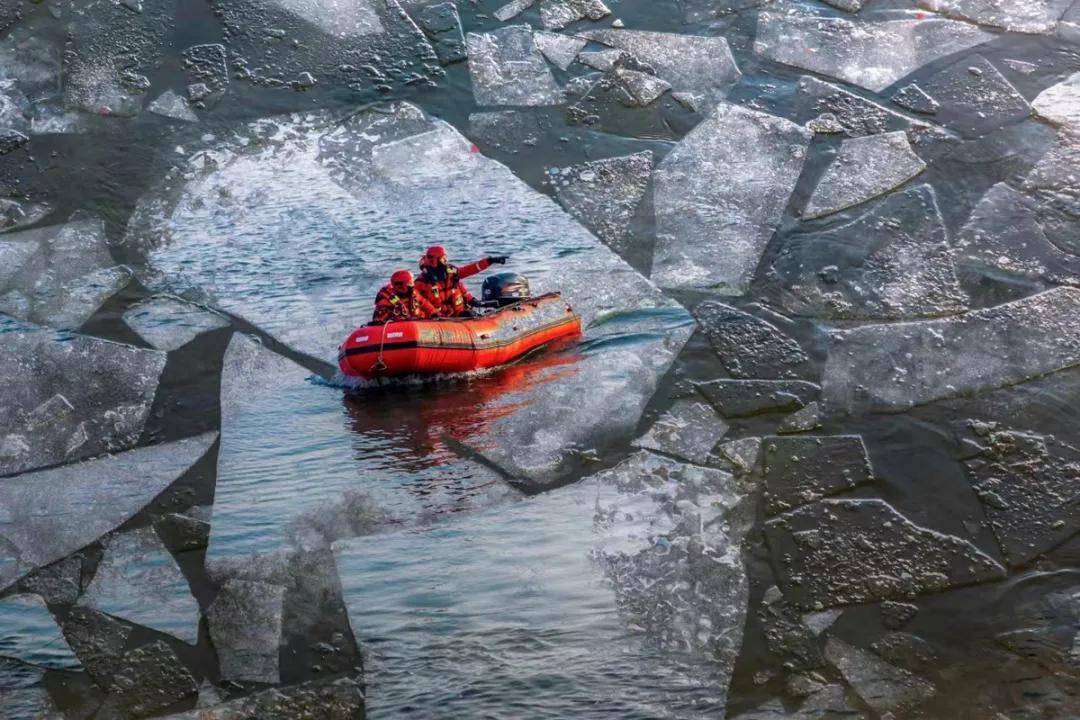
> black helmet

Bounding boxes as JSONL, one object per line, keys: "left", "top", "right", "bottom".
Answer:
{"left": 482, "top": 272, "right": 530, "bottom": 307}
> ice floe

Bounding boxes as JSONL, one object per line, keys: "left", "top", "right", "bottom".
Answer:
{"left": 123, "top": 295, "right": 230, "bottom": 351}
{"left": 797, "top": 75, "right": 928, "bottom": 138}
{"left": 0, "top": 315, "right": 167, "bottom": 476}
{"left": 0, "top": 433, "right": 217, "bottom": 591}
{"left": 754, "top": 4, "right": 993, "bottom": 93}
{"left": 775, "top": 185, "right": 968, "bottom": 320}
{"left": 466, "top": 25, "right": 562, "bottom": 106}
{"left": 693, "top": 302, "right": 811, "bottom": 380}
{"left": 915, "top": 55, "right": 1030, "bottom": 136}
{"left": 159, "top": 676, "right": 365, "bottom": 718}
{"left": 415, "top": 2, "right": 467, "bottom": 65}
{"left": 803, "top": 132, "right": 926, "bottom": 219}
{"left": 533, "top": 30, "right": 586, "bottom": 70}
{"left": 822, "top": 288, "right": 1080, "bottom": 411}
{"left": 0, "top": 216, "right": 129, "bottom": 329}
{"left": 765, "top": 498, "right": 1005, "bottom": 607}
{"left": 96, "top": 640, "right": 198, "bottom": 719}
{"left": 79, "top": 527, "right": 200, "bottom": 645}
{"left": 761, "top": 435, "right": 874, "bottom": 515}
{"left": 62, "top": 607, "right": 131, "bottom": 690}
{"left": 825, "top": 637, "right": 935, "bottom": 714}
{"left": 652, "top": 103, "right": 810, "bottom": 293}
{"left": 540, "top": 0, "right": 610, "bottom": 30}
{"left": 1033, "top": 72, "right": 1080, "bottom": 132}
{"left": 918, "top": 0, "right": 1073, "bottom": 34}
{"left": 146, "top": 90, "right": 199, "bottom": 122}
{"left": 696, "top": 379, "right": 820, "bottom": 418}
{"left": 632, "top": 399, "right": 728, "bottom": 464}
{"left": 207, "top": 578, "right": 285, "bottom": 684}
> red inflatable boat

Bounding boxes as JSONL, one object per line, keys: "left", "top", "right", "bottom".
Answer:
{"left": 338, "top": 293, "right": 581, "bottom": 379}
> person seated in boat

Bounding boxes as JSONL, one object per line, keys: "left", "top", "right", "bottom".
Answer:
{"left": 371, "top": 270, "right": 439, "bottom": 324}
{"left": 415, "top": 245, "right": 509, "bottom": 317}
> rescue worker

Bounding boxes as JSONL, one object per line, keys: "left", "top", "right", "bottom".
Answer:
{"left": 371, "top": 269, "right": 439, "bottom": 324}
{"left": 415, "top": 245, "right": 509, "bottom": 317}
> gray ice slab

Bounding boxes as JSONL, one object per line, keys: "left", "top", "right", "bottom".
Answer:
{"left": 822, "top": 288, "right": 1080, "bottom": 412}
{"left": 533, "top": 30, "right": 586, "bottom": 70}
{"left": 466, "top": 25, "right": 562, "bottom": 106}
{"left": 776, "top": 401, "right": 821, "bottom": 433}
{"left": 540, "top": 0, "right": 609, "bottom": 30}
{"left": 146, "top": 90, "right": 198, "bottom": 122}
{"left": 632, "top": 399, "right": 728, "bottom": 465}
{"left": 825, "top": 638, "right": 935, "bottom": 714}
{"left": 0, "top": 316, "right": 167, "bottom": 476}
{"left": 761, "top": 435, "right": 874, "bottom": 515}
{"left": 577, "top": 30, "right": 740, "bottom": 109}
{"left": 207, "top": 334, "right": 515, "bottom": 563}
{"left": 123, "top": 295, "right": 230, "bottom": 351}
{"left": 416, "top": 2, "right": 466, "bottom": 65}
{"left": 126, "top": 102, "right": 692, "bottom": 485}
{"left": 207, "top": 578, "right": 284, "bottom": 684}
{"left": 917, "top": 0, "right": 1072, "bottom": 34}
{"left": 915, "top": 55, "right": 1031, "bottom": 136}
{"left": 765, "top": 499, "right": 1005, "bottom": 608}
{"left": 468, "top": 109, "right": 542, "bottom": 149}
{"left": 963, "top": 426, "right": 1080, "bottom": 565}
{"left": 652, "top": 103, "right": 810, "bottom": 293}
{"left": 0, "top": 217, "right": 129, "bottom": 329}
{"left": 97, "top": 640, "right": 198, "bottom": 718}
{"left": 776, "top": 185, "right": 968, "bottom": 320}
{"left": 1033, "top": 72, "right": 1080, "bottom": 132}
{"left": 493, "top": 0, "right": 535, "bottom": 21}
{"left": 803, "top": 132, "right": 926, "bottom": 219}
{"left": 892, "top": 83, "right": 940, "bottom": 115}
{"left": 696, "top": 379, "right": 820, "bottom": 418}
{"left": 64, "top": 0, "right": 177, "bottom": 117}
{"left": 62, "top": 607, "right": 131, "bottom": 689}
{"left": 79, "top": 527, "right": 200, "bottom": 645}
{"left": 210, "top": 0, "right": 436, "bottom": 93}
{"left": 19, "top": 556, "right": 81, "bottom": 606}
{"left": 0, "top": 433, "right": 217, "bottom": 591}
{"left": 754, "top": 4, "right": 993, "bottom": 93}
{"left": 0, "top": 594, "right": 81, "bottom": 670}
{"left": 693, "top": 302, "right": 811, "bottom": 380}
{"left": 159, "top": 676, "right": 365, "bottom": 718}
{"left": 333, "top": 450, "right": 756, "bottom": 717}
{"left": 550, "top": 151, "right": 652, "bottom": 257}
{"left": 719, "top": 437, "right": 762, "bottom": 474}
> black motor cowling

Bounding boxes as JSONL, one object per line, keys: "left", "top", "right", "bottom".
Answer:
{"left": 482, "top": 272, "right": 530, "bottom": 307}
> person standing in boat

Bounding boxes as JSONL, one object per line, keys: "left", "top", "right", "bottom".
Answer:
{"left": 415, "top": 245, "right": 509, "bottom": 317}
{"left": 371, "top": 270, "right": 439, "bottom": 324}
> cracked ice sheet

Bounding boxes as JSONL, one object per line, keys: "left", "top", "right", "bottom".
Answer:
{"left": 466, "top": 25, "right": 562, "bottom": 106}
{"left": 333, "top": 450, "right": 757, "bottom": 718}
{"left": 754, "top": 4, "right": 994, "bottom": 93}
{"left": 125, "top": 102, "right": 693, "bottom": 484}
{"left": 917, "top": 0, "right": 1073, "bottom": 34}
{"left": 803, "top": 132, "right": 926, "bottom": 219}
{"left": 576, "top": 30, "right": 741, "bottom": 110}
{"left": 0, "top": 217, "right": 130, "bottom": 330}
{"left": 79, "top": 527, "right": 200, "bottom": 645}
{"left": 0, "top": 315, "right": 166, "bottom": 476}
{"left": 0, "top": 433, "right": 216, "bottom": 592}
{"left": 822, "top": 288, "right": 1080, "bottom": 412}
{"left": 652, "top": 103, "right": 810, "bottom": 293}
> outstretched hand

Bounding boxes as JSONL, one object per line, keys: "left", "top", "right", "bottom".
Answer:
{"left": 488, "top": 255, "right": 509, "bottom": 265}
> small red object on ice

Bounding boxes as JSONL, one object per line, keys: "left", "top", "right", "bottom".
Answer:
{"left": 915, "top": 11, "right": 927, "bottom": 19}
{"left": 469, "top": 143, "right": 480, "bottom": 153}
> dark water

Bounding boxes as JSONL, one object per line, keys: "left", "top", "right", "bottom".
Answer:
{"left": 2, "top": 0, "right": 1080, "bottom": 718}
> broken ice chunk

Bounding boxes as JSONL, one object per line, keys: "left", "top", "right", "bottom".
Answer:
{"left": 892, "top": 84, "right": 940, "bottom": 115}
{"left": 62, "top": 607, "right": 132, "bottom": 689}
{"left": 822, "top": 288, "right": 1080, "bottom": 412}
{"left": 466, "top": 25, "right": 562, "bottom": 106}
{"left": 652, "top": 103, "right": 810, "bottom": 293}
{"left": 696, "top": 379, "right": 820, "bottom": 418}
{"left": 493, "top": 0, "right": 535, "bottom": 21}
{"left": 825, "top": 638, "right": 935, "bottom": 714}
{"left": 0, "top": 217, "right": 130, "bottom": 329}
{"left": 550, "top": 151, "right": 652, "bottom": 258}
{"left": 533, "top": 31, "right": 586, "bottom": 70}
{"left": 207, "top": 578, "right": 285, "bottom": 684}
{"left": 577, "top": 30, "right": 740, "bottom": 109}
{"left": 776, "top": 401, "right": 821, "bottom": 434}
{"left": 416, "top": 2, "right": 467, "bottom": 65}
{"left": 181, "top": 44, "right": 229, "bottom": 106}
{"left": 963, "top": 426, "right": 1080, "bottom": 565}
{"left": 797, "top": 75, "right": 927, "bottom": 138}
{"left": 79, "top": 527, "right": 201, "bottom": 645}
{"left": 761, "top": 435, "right": 874, "bottom": 515}
{"left": 0, "top": 433, "right": 217, "bottom": 591}
{"left": 272, "top": 0, "right": 383, "bottom": 38}
{"left": 160, "top": 676, "right": 365, "bottom": 718}
{"left": 693, "top": 302, "right": 811, "bottom": 380}
{"left": 775, "top": 185, "right": 968, "bottom": 320}
{"left": 632, "top": 399, "right": 728, "bottom": 464}
{"left": 146, "top": 90, "right": 199, "bottom": 122}
{"left": 754, "top": 4, "right": 993, "bottom": 93}
{"left": 917, "top": 0, "right": 1073, "bottom": 34}
{"left": 540, "top": 0, "right": 610, "bottom": 30}
{"left": 0, "top": 315, "right": 168, "bottom": 476}
{"left": 0, "top": 594, "right": 81, "bottom": 669}
{"left": 1033, "top": 72, "right": 1080, "bottom": 132}
{"left": 719, "top": 437, "right": 762, "bottom": 474}
{"left": 123, "top": 295, "right": 230, "bottom": 350}
{"left": 765, "top": 499, "right": 1006, "bottom": 608}
{"left": 18, "top": 557, "right": 81, "bottom": 606}
{"left": 96, "top": 640, "right": 198, "bottom": 718}
{"left": 915, "top": 55, "right": 1030, "bottom": 136}
{"left": 803, "top": 132, "right": 926, "bottom": 219}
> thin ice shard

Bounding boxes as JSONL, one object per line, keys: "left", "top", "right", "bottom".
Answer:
{"left": 803, "top": 132, "right": 926, "bottom": 219}
{"left": 208, "top": 579, "right": 284, "bottom": 684}
{"left": 652, "top": 103, "right": 810, "bottom": 293}
{"left": 466, "top": 25, "right": 562, "bottom": 106}
{"left": 0, "top": 433, "right": 217, "bottom": 591}
{"left": 632, "top": 399, "right": 728, "bottom": 464}
{"left": 1033, "top": 72, "right": 1080, "bottom": 132}
{"left": 146, "top": 90, "right": 198, "bottom": 122}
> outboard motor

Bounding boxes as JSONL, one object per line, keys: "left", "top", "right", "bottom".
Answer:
{"left": 482, "top": 272, "right": 530, "bottom": 307}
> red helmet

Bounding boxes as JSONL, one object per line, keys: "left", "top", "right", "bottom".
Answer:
{"left": 390, "top": 269, "right": 414, "bottom": 288}
{"left": 426, "top": 245, "right": 447, "bottom": 260}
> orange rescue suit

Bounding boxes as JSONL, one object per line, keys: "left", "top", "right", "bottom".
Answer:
{"left": 415, "top": 257, "right": 492, "bottom": 317}
{"left": 371, "top": 284, "right": 439, "bottom": 323}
